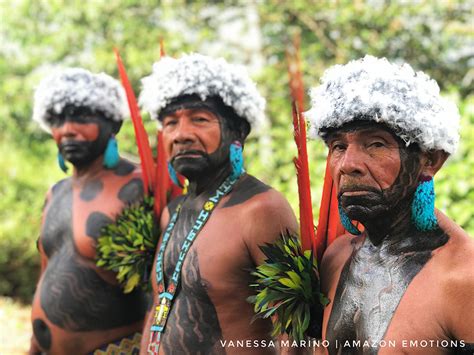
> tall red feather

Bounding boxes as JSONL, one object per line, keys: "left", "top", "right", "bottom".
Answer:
{"left": 286, "top": 34, "right": 314, "bottom": 252}
{"left": 159, "top": 38, "right": 166, "bottom": 58}
{"left": 292, "top": 103, "right": 315, "bottom": 252}
{"left": 154, "top": 131, "right": 183, "bottom": 217}
{"left": 153, "top": 44, "right": 183, "bottom": 217}
{"left": 286, "top": 33, "right": 345, "bottom": 261}
{"left": 154, "top": 131, "right": 168, "bottom": 217}
{"left": 114, "top": 48, "right": 155, "bottom": 195}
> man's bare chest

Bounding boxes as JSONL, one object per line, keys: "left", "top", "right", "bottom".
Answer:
{"left": 42, "top": 177, "right": 139, "bottom": 259}
{"left": 326, "top": 247, "right": 434, "bottom": 352}
{"left": 161, "top": 207, "right": 249, "bottom": 294}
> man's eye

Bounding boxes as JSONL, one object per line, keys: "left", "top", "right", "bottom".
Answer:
{"left": 163, "top": 120, "right": 177, "bottom": 127}
{"left": 368, "top": 141, "right": 385, "bottom": 148}
{"left": 331, "top": 143, "right": 346, "bottom": 152}
{"left": 192, "top": 116, "right": 209, "bottom": 123}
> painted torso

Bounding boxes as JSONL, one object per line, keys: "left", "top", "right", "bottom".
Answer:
{"left": 322, "top": 220, "right": 474, "bottom": 354}
{"left": 153, "top": 175, "right": 281, "bottom": 355}
{"left": 32, "top": 160, "right": 148, "bottom": 354}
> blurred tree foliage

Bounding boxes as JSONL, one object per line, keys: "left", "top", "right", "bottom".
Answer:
{"left": 0, "top": 0, "right": 472, "bottom": 301}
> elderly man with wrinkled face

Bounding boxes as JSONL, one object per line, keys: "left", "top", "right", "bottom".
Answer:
{"left": 30, "top": 69, "right": 147, "bottom": 354}
{"left": 138, "top": 54, "right": 298, "bottom": 354}
{"left": 306, "top": 56, "right": 473, "bottom": 354}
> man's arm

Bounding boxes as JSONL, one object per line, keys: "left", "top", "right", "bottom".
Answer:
{"left": 243, "top": 189, "right": 298, "bottom": 266}
{"left": 139, "top": 306, "right": 155, "bottom": 355}
{"left": 443, "top": 231, "right": 474, "bottom": 346}
{"left": 241, "top": 189, "right": 315, "bottom": 354}
{"left": 29, "top": 190, "right": 53, "bottom": 355}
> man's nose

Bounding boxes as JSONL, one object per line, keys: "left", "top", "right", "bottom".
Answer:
{"left": 59, "top": 121, "right": 78, "bottom": 138}
{"left": 339, "top": 144, "right": 367, "bottom": 176}
{"left": 172, "top": 119, "right": 196, "bottom": 145}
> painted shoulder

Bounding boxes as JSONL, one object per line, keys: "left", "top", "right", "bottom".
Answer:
{"left": 233, "top": 175, "right": 299, "bottom": 246}
{"left": 113, "top": 158, "right": 141, "bottom": 178}
{"left": 49, "top": 177, "right": 72, "bottom": 196}
{"left": 320, "top": 233, "right": 362, "bottom": 291}
{"left": 235, "top": 175, "right": 294, "bottom": 216}
{"left": 224, "top": 174, "right": 271, "bottom": 208}
{"left": 435, "top": 212, "right": 474, "bottom": 340}
{"left": 322, "top": 233, "right": 361, "bottom": 262}
{"left": 436, "top": 210, "right": 474, "bottom": 280}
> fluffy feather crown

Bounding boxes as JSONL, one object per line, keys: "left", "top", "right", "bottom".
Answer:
{"left": 305, "top": 55, "right": 460, "bottom": 154}
{"left": 138, "top": 53, "right": 265, "bottom": 130}
{"left": 33, "top": 68, "right": 128, "bottom": 133}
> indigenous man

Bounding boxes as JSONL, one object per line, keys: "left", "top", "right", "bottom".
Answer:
{"left": 306, "top": 56, "right": 474, "bottom": 354}
{"left": 30, "top": 68, "right": 148, "bottom": 354}
{"left": 138, "top": 53, "right": 298, "bottom": 354}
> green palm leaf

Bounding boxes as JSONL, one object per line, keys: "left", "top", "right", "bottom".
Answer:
{"left": 248, "top": 231, "right": 329, "bottom": 341}
{"left": 96, "top": 196, "right": 159, "bottom": 293}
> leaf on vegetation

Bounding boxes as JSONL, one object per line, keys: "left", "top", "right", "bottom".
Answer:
{"left": 95, "top": 196, "right": 159, "bottom": 293}
{"left": 248, "top": 231, "right": 328, "bottom": 341}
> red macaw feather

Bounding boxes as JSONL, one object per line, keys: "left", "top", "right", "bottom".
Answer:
{"left": 286, "top": 33, "right": 346, "bottom": 261}
{"left": 114, "top": 48, "right": 155, "bottom": 195}
{"left": 287, "top": 34, "right": 313, "bottom": 252}
{"left": 153, "top": 41, "right": 183, "bottom": 214}
{"left": 292, "top": 103, "right": 316, "bottom": 252}
{"left": 154, "top": 131, "right": 168, "bottom": 217}
{"left": 314, "top": 161, "right": 345, "bottom": 261}
{"left": 159, "top": 38, "right": 166, "bottom": 58}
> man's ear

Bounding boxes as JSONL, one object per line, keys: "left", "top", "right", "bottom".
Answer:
{"left": 420, "top": 150, "right": 449, "bottom": 177}
{"left": 238, "top": 121, "right": 251, "bottom": 143}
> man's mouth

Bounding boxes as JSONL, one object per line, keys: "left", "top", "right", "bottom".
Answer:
{"left": 338, "top": 185, "right": 381, "bottom": 198}
{"left": 173, "top": 150, "right": 205, "bottom": 160}
{"left": 60, "top": 141, "right": 85, "bottom": 153}
{"left": 342, "top": 191, "right": 370, "bottom": 196}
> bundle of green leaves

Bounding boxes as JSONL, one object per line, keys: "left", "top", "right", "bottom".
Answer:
{"left": 248, "top": 232, "right": 329, "bottom": 341}
{"left": 96, "top": 196, "right": 159, "bottom": 293}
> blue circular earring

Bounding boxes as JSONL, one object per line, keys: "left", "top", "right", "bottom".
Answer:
{"left": 103, "top": 135, "right": 120, "bottom": 169}
{"left": 411, "top": 176, "right": 438, "bottom": 231}
{"left": 167, "top": 161, "right": 182, "bottom": 187}
{"left": 229, "top": 141, "right": 245, "bottom": 180}
{"left": 338, "top": 201, "right": 361, "bottom": 235}
{"left": 57, "top": 152, "right": 68, "bottom": 173}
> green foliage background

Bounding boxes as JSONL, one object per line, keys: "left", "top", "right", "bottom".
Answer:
{"left": 0, "top": 0, "right": 472, "bottom": 301}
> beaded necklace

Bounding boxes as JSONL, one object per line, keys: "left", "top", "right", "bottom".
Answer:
{"left": 148, "top": 173, "right": 240, "bottom": 353}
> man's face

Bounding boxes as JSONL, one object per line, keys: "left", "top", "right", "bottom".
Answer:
{"left": 327, "top": 122, "right": 421, "bottom": 222}
{"left": 161, "top": 102, "right": 238, "bottom": 180}
{"left": 49, "top": 106, "right": 115, "bottom": 167}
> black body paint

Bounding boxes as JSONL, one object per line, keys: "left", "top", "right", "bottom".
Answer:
{"left": 42, "top": 179, "right": 73, "bottom": 258}
{"left": 223, "top": 175, "right": 270, "bottom": 207}
{"left": 52, "top": 106, "right": 120, "bottom": 168}
{"left": 80, "top": 179, "right": 103, "bottom": 201}
{"left": 33, "top": 318, "right": 52, "bottom": 351}
{"left": 452, "top": 343, "right": 474, "bottom": 354}
{"left": 85, "top": 212, "right": 113, "bottom": 239}
{"left": 114, "top": 160, "right": 135, "bottom": 176}
{"left": 160, "top": 205, "right": 223, "bottom": 354}
{"left": 39, "top": 177, "right": 147, "bottom": 332}
{"left": 326, "top": 229, "right": 448, "bottom": 354}
{"left": 118, "top": 178, "right": 144, "bottom": 204}
{"left": 40, "top": 241, "right": 147, "bottom": 331}
{"left": 326, "top": 131, "right": 449, "bottom": 353}
{"left": 155, "top": 95, "right": 268, "bottom": 353}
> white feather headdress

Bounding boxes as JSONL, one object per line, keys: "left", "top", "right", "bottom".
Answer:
{"left": 305, "top": 55, "right": 460, "bottom": 154}
{"left": 139, "top": 53, "right": 265, "bottom": 130}
{"left": 33, "top": 68, "right": 128, "bottom": 133}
